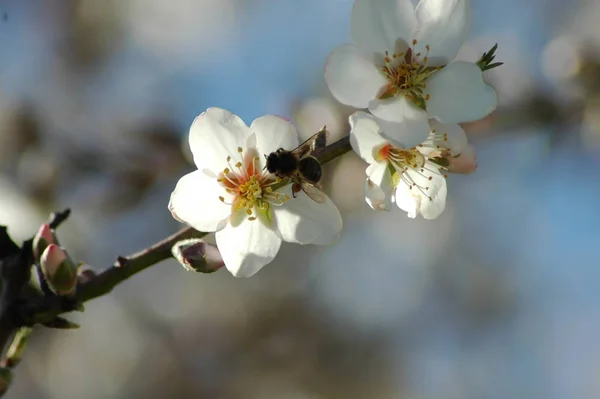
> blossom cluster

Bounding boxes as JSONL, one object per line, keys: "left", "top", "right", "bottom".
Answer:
{"left": 169, "top": 0, "right": 497, "bottom": 277}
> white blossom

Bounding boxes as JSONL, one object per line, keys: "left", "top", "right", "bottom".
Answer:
{"left": 325, "top": 0, "right": 497, "bottom": 147}
{"left": 350, "top": 111, "right": 472, "bottom": 219}
{"left": 169, "top": 108, "right": 342, "bottom": 277}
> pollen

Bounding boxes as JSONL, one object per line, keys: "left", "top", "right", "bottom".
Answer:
{"left": 216, "top": 146, "right": 290, "bottom": 223}
{"left": 377, "top": 40, "right": 437, "bottom": 109}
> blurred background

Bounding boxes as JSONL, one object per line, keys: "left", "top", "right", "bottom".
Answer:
{"left": 1, "top": 0, "right": 599, "bottom": 397}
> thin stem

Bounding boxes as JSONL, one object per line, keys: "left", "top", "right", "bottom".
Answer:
{"left": 0, "top": 134, "right": 354, "bottom": 398}
{"left": 315, "top": 135, "right": 351, "bottom": 165}
{"left": 14, "top": 135, "right": 351, "bottom": 325}
{"left": 17, "top": 228, "right": 208, "bottom": 326}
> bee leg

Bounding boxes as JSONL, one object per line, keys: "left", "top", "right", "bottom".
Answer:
{"left": 292, "top": 183, "right": 301, "bottom": 198}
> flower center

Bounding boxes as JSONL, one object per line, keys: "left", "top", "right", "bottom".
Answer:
{"left": 377, "top": 40, "right": 440, "bottom": 109}
{"left": 375, "top": 143, "right": 447, "bottom": 202}
{"left": 376, "top": 143, "right": 425, "bottom": 169}
{"left": 217, "top": 146, "right": 289, "bottom": 222}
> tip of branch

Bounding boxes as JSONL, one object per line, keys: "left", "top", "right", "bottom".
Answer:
{"left": 48, "top": 209, "right": 71, "bottom": 230}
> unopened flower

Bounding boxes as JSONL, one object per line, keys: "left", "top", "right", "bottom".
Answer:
{"left": 40, "top": 244, "right": 78, "bottom": 296}
{"left": 169, "top": 108, "right": 342, "bottom": 277}
{"left": 350, "top": 111, "right": 472, "bottom": 219}
{"left": 324, "top": 0, "right": 497, "bottom": 147}
{"left": 171, "top": 238, "right": 224, "bottom": 273}
{"left": 32, "top": 223, "right": 57, "bottom": 261}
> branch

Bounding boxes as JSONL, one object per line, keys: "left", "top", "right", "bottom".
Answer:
{"left": 16, "top": 227, "right": 207, "bottom": 326}
{"left": 0, "top": 134, "right": 353, "bottom": 398}
{"left": 0, "top": 240, "right": 33, "bottom": 359}
{"left": 0, "top": 210, "right": 72, "bottom": 357}
{"left": 315, "top": 135, "right": 351, "bottom": 165}
{"left": 12, "top": 135, "right": 352, "bottom": 326}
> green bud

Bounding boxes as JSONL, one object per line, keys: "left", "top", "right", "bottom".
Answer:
{"left": 171, "top": 239, "right": 224, "bottom": 274}
{"left": 476, "top": 43, "right": 503, "bottom": 71}
{"left": 40, "top": 244, "right": 78, "bottom": 296}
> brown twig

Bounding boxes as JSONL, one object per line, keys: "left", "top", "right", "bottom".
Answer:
{"left": 10, "top": 135, "right": 352, "bottom": 326}
{"left": 16, "top": 227, "right": 207, "bottom": 327}
{"left": 0, "top": 135, "right": 353, "bottom": 397}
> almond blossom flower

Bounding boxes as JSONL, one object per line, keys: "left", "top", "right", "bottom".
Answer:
{"left": 349, "top": 111, "right": 475, "bottom": 219}
{"left": 325, "top": 0, "right": 497, "bottom": 147}
{"left": 168, "top": 108, "right": 342, "bottom": 277}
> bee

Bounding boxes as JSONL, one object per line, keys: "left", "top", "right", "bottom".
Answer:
{"left": 265, "top": 127, "right": 329, "bottom": 203}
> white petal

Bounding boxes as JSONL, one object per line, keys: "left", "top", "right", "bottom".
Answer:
{"left": 349, "top": 111, "right": 389, "bottom": 164}
{"left": 351, "top": 0, "right": 416, "bottom": 59}
{"left": 273, "top": 186, "right": 343, "bottom": 246}
{"left": 366, "top": 160, "right": 389, "bottom": 183}
{"left": 414, "top": 0, "right": 470, "bottom": 65}
{"left": 425, "top": 62, "right": 497, "bottom": 123}
{"left": 250, "top": 115, "right": 299, "bottom": 155}
{"left": 365, "top": 178, "right": 389, "bottom": 211}
{"left": 364, "top": 161, "right": 394, "bottom": 211}
{"left": 324, "top": 45, "right": 387, "bottom": 109}
{"left": 189, "top": 108, "right": 251, "bottom": 172}
{"left": 369, "top": 97, "right": 430, "bottom": 148}
{"left": 395, "top": 166, "right": 446, "bottom": 219}
{"left": 168, "top": 170, "right": 230, "bottom": 232}
{"left": 215, "top": 219, "right": 282, "bottom": 277}
{"left": 428, "top": 120, "right": 468, "bottom": 155}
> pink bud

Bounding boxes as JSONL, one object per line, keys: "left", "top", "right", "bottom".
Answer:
{"left": 447, "top": 144, "right": 478, "bottom": 174}
{"left": 33, "top": 224, "right": 56, "bottom": 261}
{"left": 40, "top": 244, "right": 66, "bottom": 275}
{"left": 40, "top": 244, "right": 77, "bottom": 296}
{"left": 171, "top": 238, "right": 224, "bottom": 273}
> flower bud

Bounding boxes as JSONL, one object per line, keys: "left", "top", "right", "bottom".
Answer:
{"left": 447, "top": 144, "right": 478, "bottom": 174}
{"left": 40, "top": 244, "right": 78, "bottom": 296}
{"left": 171, "top": 238, "right": 224, "bottom": 273}
{"left": 32, "top": 223, "right": 57, "bottom": 261}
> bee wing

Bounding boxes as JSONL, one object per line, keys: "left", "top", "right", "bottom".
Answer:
{"left": 297, "top": 179, "right": 326, "bottom": 204}
{"left": 291, "top": 127, "right": 329, "bottom": 159}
